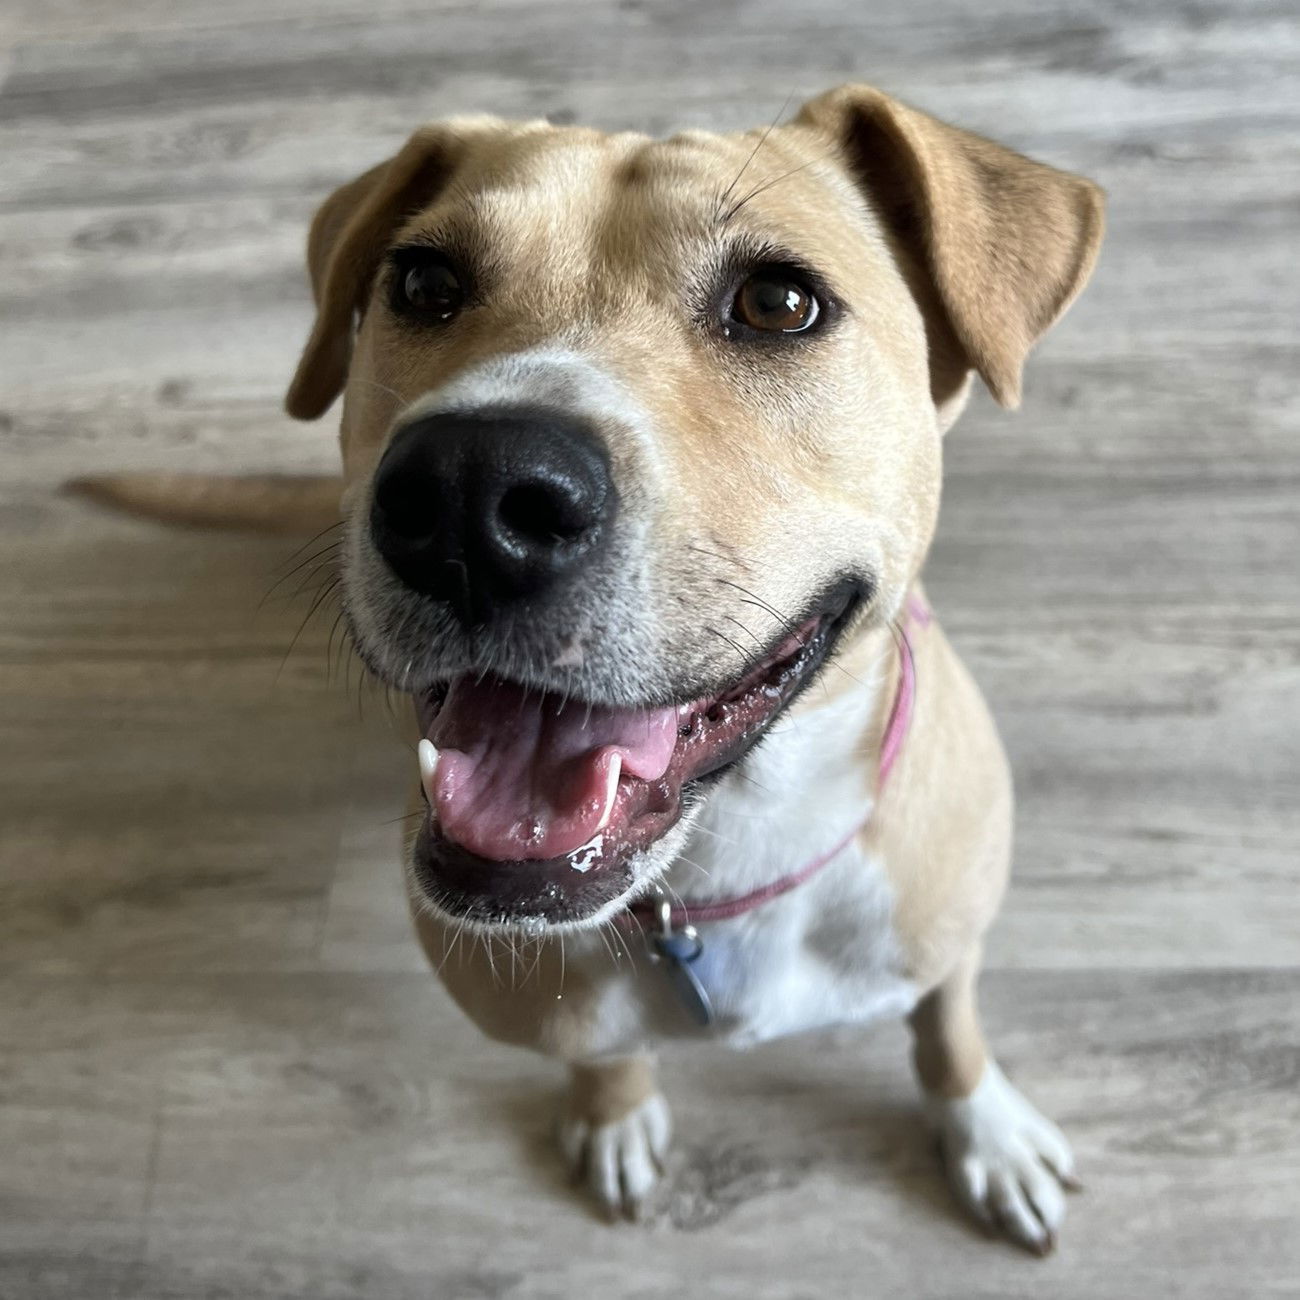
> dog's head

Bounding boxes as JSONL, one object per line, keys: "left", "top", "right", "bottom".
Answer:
{"left": 286, "top": 85, "right": 1103, "bottom": 932}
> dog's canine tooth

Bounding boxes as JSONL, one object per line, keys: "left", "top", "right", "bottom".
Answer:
{"left": 418, "top": 738, "right": 440, "bottom": 800}
{"left": 597, "top": 754, "right": 622, "bottom": 831}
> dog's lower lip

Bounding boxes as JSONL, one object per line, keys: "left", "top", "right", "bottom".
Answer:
{"left": 408, "top": 586, "right": 864, "bottom": 926}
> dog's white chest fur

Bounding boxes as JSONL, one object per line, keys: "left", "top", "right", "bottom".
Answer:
{"left": 603, "top": 675, "right": 920, "bottom": 1049}
{"left": 679, "top": 843, "right": 918, "bottom": 1047}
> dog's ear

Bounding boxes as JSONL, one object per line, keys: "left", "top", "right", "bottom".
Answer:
{"left": 285, "top": 122, "right": 488, "bottom": 421}
{"left": 795, "top": 85, "right": 1104, "bottom": 409}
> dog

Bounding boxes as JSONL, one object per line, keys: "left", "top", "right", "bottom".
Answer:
{"left": 84, "top": 84, "right": 1104, "bottom": 1253}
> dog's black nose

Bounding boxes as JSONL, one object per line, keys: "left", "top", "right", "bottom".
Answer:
{"left": 369, "top": 407, "right": 616, "bottom": 623}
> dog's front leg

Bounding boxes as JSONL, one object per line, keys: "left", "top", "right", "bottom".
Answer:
{"left": 556, "top": 1053, "right": 671, "bottom": 1220}
{"left": 909, "top": 949, "right": 1079, "bottom": 1254}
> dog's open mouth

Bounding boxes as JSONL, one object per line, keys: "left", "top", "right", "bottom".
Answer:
{"left": 409, "top": 589, "right": 860, "bottom": 926}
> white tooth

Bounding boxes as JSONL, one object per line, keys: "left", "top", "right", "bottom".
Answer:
{"left": 596, "top": 754, "right": 621, "bottom": 831}
{"left": 418, "top": 739, "right": 440, "bottom": 800}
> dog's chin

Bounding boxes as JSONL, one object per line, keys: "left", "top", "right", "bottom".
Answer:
{"left": 406, "top": 811, "right": 699, "bottom": 935}
{"left": 401, "top": 579, "right": 866, "bottom": 933}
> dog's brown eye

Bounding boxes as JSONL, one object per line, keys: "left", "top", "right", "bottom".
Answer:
{"left": 731, "top": 271, "right": 820, "bottom": 334}
{"left": 392, "top": 252, "right": 465, "bottom": 322}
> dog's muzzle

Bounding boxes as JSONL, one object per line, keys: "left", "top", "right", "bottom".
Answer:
{"left": 360, "top": 400, "right": 866, "bottom": 929}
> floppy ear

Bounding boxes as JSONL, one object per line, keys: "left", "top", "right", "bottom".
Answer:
{"left": 795, "top": 85, "right": 1105, "bottom": 409}
{"left": 285, "top": 122, "right": 484, "bottom": 421}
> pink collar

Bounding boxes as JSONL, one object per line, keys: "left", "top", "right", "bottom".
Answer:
{"left": 626, "top": 594, "right": 930, "bottom": 928}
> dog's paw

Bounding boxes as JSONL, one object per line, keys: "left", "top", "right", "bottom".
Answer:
{"left": 925, "top": 1061, "right": 1079, "bottom": 1256}
{"left": 557, "top": 1092, "right": 671, "bottom": 1220}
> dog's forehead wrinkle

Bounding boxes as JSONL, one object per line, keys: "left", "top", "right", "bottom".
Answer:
{"left": 408, "top": 122, "right": 857, "bottom": 275}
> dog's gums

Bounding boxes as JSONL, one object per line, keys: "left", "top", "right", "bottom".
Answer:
{"left": 408, "top": 601, "right": 854, "bottom": 925}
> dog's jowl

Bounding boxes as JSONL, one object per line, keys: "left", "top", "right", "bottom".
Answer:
{"left": 285, "top": 84, "right": 1103, "bottom": 1252}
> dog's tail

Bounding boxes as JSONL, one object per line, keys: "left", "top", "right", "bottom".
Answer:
{"left": 65, "top": 472, "right": 344, "bottom": 536}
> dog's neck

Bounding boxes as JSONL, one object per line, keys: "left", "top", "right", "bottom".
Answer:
{"left": 664, "top": 620, "right": 899, "bottom": 902}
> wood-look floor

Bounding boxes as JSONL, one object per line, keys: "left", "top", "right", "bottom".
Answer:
{"left": 2, "top": 2, "right": 1297, "bottom": 1297}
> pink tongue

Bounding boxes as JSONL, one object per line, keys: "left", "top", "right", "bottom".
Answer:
{"left": 429, "top": 676, "right": 680, "bottom": 861}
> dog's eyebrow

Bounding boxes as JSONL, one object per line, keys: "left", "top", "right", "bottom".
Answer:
{"left": 387, "top": 219, "right": 478, "bottom": 257}
{"left": 717, "top": 148, "right": 842, "bottom": 226}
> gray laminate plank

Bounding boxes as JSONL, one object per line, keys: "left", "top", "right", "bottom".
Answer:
{"left": 1, "top": 970, "right": 1296, "bottom": 1299}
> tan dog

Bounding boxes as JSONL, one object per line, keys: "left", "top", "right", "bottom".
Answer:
{"left": 88, "top": 85, "right": 1103, "bottom": 1253}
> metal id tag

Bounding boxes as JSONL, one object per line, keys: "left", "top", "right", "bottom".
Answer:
{"left": 649, "top": 896, "right": 715, "bottom": 1027}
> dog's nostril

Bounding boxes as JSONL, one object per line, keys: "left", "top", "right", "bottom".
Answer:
{"left": 498, "top": 481, "right": 589, "bottom": 545}
{"left": 375, "top": 477, "right": 431, "bottom": 540}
